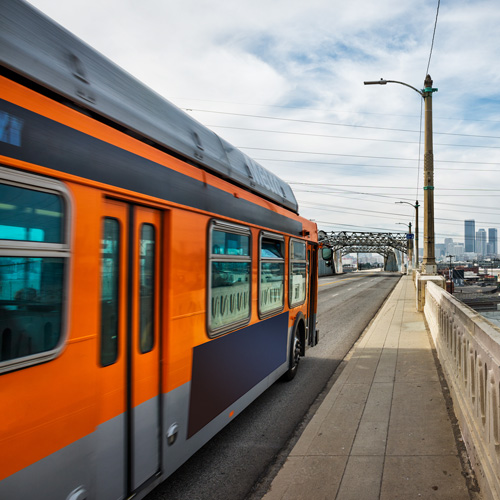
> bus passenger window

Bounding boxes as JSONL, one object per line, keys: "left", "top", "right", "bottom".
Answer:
{"left": 0, "top": 178, "right": 68, "bottom": 372}
{"left": 259, "top": 234, "right": 284, "bottom": 316}
{"left": 100, "top": 218, "right": 120, "bottom": 366}
{"left": 289, "top": 240, "right": 307, "bottom": 307}
{"left": 0, "top": 183, "right": 63, "bottom": 243}
{"left": 139, "top": 224, "right": 155, "bottom": 353}
{"left": 208, "top": 222, "right": 251, "bottom": 335}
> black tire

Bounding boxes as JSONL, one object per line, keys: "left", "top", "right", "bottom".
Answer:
{"left": 282, "top": 330, "right": 301, "bottom": 381}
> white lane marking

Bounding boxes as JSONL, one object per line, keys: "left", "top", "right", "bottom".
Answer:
{"left": 332, "top": 293, "right": 339, "bottom": 298}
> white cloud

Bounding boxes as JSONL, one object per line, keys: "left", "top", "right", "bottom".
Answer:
{"left": 26, "top": 0, "right": 500, "bottom": 249}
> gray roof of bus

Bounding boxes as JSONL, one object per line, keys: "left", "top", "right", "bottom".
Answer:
{"left": 0, "top": 0, "right": 298, "bottom": 213}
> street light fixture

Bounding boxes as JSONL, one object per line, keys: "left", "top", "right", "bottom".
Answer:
{"left": 396, "top": 200, "right": 420, "bottom": 269}
{"left": 365, "top": 76, "right": 438, "bottom": 275}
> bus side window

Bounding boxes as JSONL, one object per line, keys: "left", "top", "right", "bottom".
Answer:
{"left": 0, "top": 176, "right": 69, "bottom": 373}
{"left": 208, "top": 221, "right": 251, "bottom": 336}
{"left": 259, "top": 233, "right": 285, "bottom": 317}
{"left": 289, "top": 240, "right": 307, "bottom": 307}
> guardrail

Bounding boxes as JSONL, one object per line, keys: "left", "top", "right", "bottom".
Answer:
{"left": 424, "top": 281, "right": 500, "bottom": 500}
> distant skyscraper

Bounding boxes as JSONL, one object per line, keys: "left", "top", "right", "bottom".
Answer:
{"left": 476, "top": 229, "right": 487, "bottom": 256}
{"left": 465, "top": 220, "right": 475, "bottom": 252}
{"left": 489, "top": 228, "right": 498, "bottom": 255}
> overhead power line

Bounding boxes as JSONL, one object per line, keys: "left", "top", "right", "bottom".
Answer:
{"left": 299, "top": 201, "right": 500, "bottom": 227}
{"left": 185, "top": 108, "right": 500, "bottom": 140}
{"left": 426, "top": 0, "right": 441, "bottom": 76}
{"left": 175, "top": 98, "right": 500, "bottom": 124}
{"left": 241, "top": 146, "right": 500, "bottom": 166}
{"left": 208, "top": 124, "right": 500, "bottom": 150}
{"left": 256, "top": 158, "right": 500, "bottom": 173}
{"left": 287, "top": 181, "right": 500, "bottom": 191}
{"left": 294, "top": 190, "right": 500, "bottom": 217}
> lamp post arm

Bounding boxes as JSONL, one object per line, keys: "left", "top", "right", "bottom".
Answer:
{"left": 385, "top": 80, "right": 424, "bottom": 97}
{"left": 364, "top": 79, "right": 424, "bottom": 97}
{"left": 396, "top": 201, "right": 417, "bottom": 209}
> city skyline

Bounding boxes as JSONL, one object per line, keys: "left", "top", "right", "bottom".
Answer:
{"left": 439, "top": 219, "right": 498, "bottom": 259}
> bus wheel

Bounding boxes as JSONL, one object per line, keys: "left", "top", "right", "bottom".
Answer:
{"left": 282, "top": 331, "right": 301, "bottom": 381}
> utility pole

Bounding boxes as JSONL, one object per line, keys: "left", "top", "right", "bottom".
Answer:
{"left": 365, "top": 76, "right": 438, "bottom": 275}
{"left": 422, "top": 75, "right": 438, "bottom": 275}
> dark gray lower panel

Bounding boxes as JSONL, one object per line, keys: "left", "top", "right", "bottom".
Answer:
{"left": 95, "top": 413, "right": 125, "bottom": 500}
{"left": 0, "top": 432, "right": 95, "bottom": 500}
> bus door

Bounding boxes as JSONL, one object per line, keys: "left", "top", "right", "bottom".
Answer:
{"left": 129, "top": 204, "right": 162, "bottom": 491}
{"left": 307, "top": 244, "right": 319, "bottom": 347}
{"left": 100, "top": 200, "right": 162, "bottom": 497}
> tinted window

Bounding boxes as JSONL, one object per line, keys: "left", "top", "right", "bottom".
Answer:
{"left": 259, "top": 236, "right": 284, "bottom": 316}
{"left": 0, "top": 177, "right": 68, "bottom": 373}
{"left": 209, "top": 223, "right": 251, "bottom": 334}
{"left": 289, "top": 240, "right": 307, "bottom": 307}
{"left": 0, "top": 183, "right": 63, "bottom": 243}
{"left": 212, "top": 230, "right": 249, "bottom": 256}
{"left": 100, "top": 218, "right": 120, "bottom": 366}
{"left": 139, "top": 224, "right": 155, "bottom": 353}
{"left": 0, "top": 257, "right": 64, "bottom": 361}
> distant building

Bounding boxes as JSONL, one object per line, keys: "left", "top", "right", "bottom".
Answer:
{"left": 444, "top": 238, "right": 454, "bottom": 256}
{"left": 454, "top": 243, "right": 465, "bottom": 260}
{"left": 464, "top": 252, "right": 477, "bottom": 262}
{"left": 488, "top": 228, "right": 498, "bottom": 255}
{"left": 435, "top": 243, "right": 446, "bottom": 259}
{"left": 465, "top": 220, "right": 475, "bottom": 252}
{"left": 476, "top": 229, "right": 487, "bottom": 257}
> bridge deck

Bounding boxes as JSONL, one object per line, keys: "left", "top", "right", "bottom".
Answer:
{"left": 263, "top": 275, "right": 478, "bottom": 499}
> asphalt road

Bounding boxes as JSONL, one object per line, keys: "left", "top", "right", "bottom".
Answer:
{"left": 147, "top": 270, "right": 401, "bottom": 500}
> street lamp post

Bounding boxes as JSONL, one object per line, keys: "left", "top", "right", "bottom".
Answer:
{"left": 396, "top": 200, "right": 420, "bottom": 269}
{"left": 365, "top": 76, "right": 438, "bottom": 275}
{"left": 397, "top": 222, "right": 413, "bottom": 271}
{"left": 446, "top": 254, "right": 454, "bottom": 280}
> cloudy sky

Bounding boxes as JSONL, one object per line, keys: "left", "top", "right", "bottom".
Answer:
{"left": 27, "top": 0, "right": 500, "bottom": 252}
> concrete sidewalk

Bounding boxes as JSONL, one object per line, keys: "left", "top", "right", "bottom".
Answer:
{"left": 263, "top": 275, "right": 474, "bottom": 500}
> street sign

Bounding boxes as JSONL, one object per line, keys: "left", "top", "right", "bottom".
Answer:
{"left": 406, "top": 233, "right": 414, "bottom": 240}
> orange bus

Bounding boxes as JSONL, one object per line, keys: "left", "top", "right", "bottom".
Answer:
{"left": 0, "top": 1, "right": 319, "bottom": 499}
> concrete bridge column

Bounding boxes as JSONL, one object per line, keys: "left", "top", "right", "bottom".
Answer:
{"left": 384, "top": 252, "right": 398, "bottom": 272}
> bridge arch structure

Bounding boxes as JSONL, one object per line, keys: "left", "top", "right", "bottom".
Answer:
{"left": 319, "top": 231, "right": 409, "bottom": 272}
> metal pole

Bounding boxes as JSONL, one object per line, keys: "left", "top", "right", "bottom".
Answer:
{"left": 365, "top": 77, "right": 437, "bottom": 275}
{"left": 408, "top": 222, "right": 413, "bottom": 271}
{"left": 415, "top": 200, "right": 419, "bottom": 269}
{"left": 422, "top": 75, "right": 437, "bottom": 274}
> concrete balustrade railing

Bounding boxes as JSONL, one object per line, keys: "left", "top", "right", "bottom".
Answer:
{"left": 424, "top": 281, "right": 500, "bottom": 500}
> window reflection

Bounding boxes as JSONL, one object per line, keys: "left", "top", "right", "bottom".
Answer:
{"left": 0, "top": 257, "right": 64, "bottom": 361}
{"left": 100, "top": 218, "right": 120, "bottom": 366}
{"left": 209, "top": 225, "right": 251, "bottom": 333}
{"left": 260, "top": 236, "right": 284, "bottom": 315}
{"left": 0, "top": 183, "right": 63, "bottom": 243}
{"left": 139, "top": 224, "right": 155, "bottom": 353}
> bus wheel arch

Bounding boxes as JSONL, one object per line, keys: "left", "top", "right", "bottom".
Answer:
{"left": 282, "top": 313, "right": 305, "bottom": 381}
